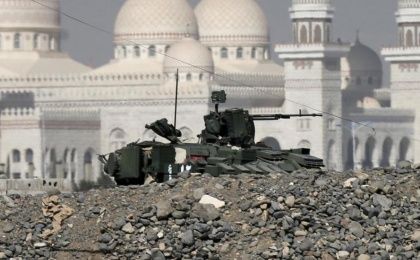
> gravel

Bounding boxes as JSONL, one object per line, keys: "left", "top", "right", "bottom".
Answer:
{"left": 0, "top": 167, "right": 419, "bottom": 259}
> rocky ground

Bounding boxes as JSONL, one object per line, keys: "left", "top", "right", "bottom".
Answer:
{"left": 0, "top": 166, "right": 419, "bottom": 260}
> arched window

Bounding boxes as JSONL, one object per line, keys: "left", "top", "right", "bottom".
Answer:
{"left": 148, "top": 45, "right": 156, "bottom": 57}
{"left": 33, "top": 34, "right": 39, "bottom": 49}
{"left": 260, "top": 137, "right": 281, "bottom": 150}
{"left": 314, "top": 25, "right": 322, "bottom": 43}
{"left": 14, "top": 33, "right": 21, "bottom": 49}
{"left": 406, "top": 30, "right": 414, "bottom": 47}
{"left": 297, "top": 109, "right": 311, "bottom": 130}
{"left": 180, "top": 127, "right": 194, "bottom": 142}
{"left": 134, "top": 46, "right": 140, "bottom": 57}
{"left": 83, "top": 149, "right": 94, "bottom": 181}
{"left": 110, "top": 128, "right": 127, "bottom": 151}
{"left": 121, "top": 46, "right": 127, "bottom": 58}
{"left": 236, "top": 47, "right": 243, "bottom": 59}
{"left": 12, "top": 150, "right": 20, "bottom": 163}
{"left": 363, "top": 137, "right": 376, "bottom": 169}
{"left": 63, "top": 149, "right": 69, "bottom": 179}
{"left": 399, "top": 137, "right": 410, "bottom": 161}
{"left": 221, "top": 47, "right": 228, "bottom": 59}
{"left": 25, "top": 149, "right": 33, "bottom": 163}
{"left": 49, "top": 148, "right": 57, "bottom": 178}
{"left": 380, "top": 138, "right": 393, "bottom": 167}
{"left": 297, "top": 140, "right": 311, "bottom": 150}
{"left": 70, "top": 149, "right": 77, "bottom": 181}
{"left": 251, "top": 47, "right": 257, "bottom": 59}
{"left": 300, "top": 25, "right": 308, "bottom": 44}
{"left": 50, "top": 37, "right": 56, "bottom": 51}
{"left": 186, "top": 73, "right": 192, "bottom": 81}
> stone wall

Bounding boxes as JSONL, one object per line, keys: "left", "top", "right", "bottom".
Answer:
{"left": 0, "top": 178, "right": 72, "bottom": 195}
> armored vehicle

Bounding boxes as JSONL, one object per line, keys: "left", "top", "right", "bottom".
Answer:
{"left": 99, "top": 91, "right": 324, "bottom": 185}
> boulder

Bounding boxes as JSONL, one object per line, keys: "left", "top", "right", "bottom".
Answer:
{"left": 155, "top": 200, "right": 173, "bottom": 220}
{"left": 199, "top": 195, "right": 225, "bottom": 209}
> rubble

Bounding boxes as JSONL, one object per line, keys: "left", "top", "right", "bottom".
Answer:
{"left": 0, "top": 168, "right": 419, "bottom": 259}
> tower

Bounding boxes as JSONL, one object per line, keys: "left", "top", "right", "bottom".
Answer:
{"left": 382, "top": 0, "right": 420, "bottom": 163}
{"left": 275, "top": 0, "right": 349, "bottom": 170}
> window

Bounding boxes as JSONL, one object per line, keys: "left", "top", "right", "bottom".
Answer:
{"left": 25, "top": 149, "right": 33, "bottom": 163}
{"left": 297, "top": 110, "right": 311, "bottom": 131}
{"left": 186, "top": 73, "right": 192, "bottom": 81}
{"left": 110, "top": 128, "right": 127, "bottom": 151}
{"left": 12, "top": 150, "right": 20, "bottom": 163}
{"left": 50, "top": 37, "right": 56, "bottom": 50}
{"left": 251, "top": 47, "right": 257, "bottom": 59}
{"left": 300, "top": 25, "right": 308, "bottom": 44}
{"left": 368, "top": 77, "right": 373, "bottom": 85}
{"left": 12, "top": 173, "right": 21, "bottom": 179}
{"left": 121, "top": 46, "right": 127, "bottom": 58}
{"left": 148, "top": 45, "right": 156, "bottom": 57}
{"left": 0, "top": 34, "right": 3, "bottom": 49}
{"left": 134, "top": 46, "right": 140, "bottom": 57}
{"left": 221, "top": 47, "right": 228, "bottom": 59}
{"left": 236, "top": 47, "right": 243, "bottom": 59}
{"left": 314, "top": 25, "right": 322, "bottom": 43}
{"left": 14, "top": 33, "right": 21, "bottom": 49}
{"left": 406, "top": 30, "right": 414, "bottom": 47}
{"left": 199, "top": 73, "right": 204, "bottom": 81}
{"left": 33, "top": 34, "right": 39, "bottom": 49}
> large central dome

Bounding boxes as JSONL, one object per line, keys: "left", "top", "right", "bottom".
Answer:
{"left": 114, "top": 0, "right": 198, "bottom": 45}
{"left": 0, "top": 0, "right": 60, "bottom": 31}
{"left": 195, "top": 0, "right": 269, "bottom": 46}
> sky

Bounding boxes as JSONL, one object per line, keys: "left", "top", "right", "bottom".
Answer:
{"left": 60, "top": 0, "right": 398, "bottom": 73}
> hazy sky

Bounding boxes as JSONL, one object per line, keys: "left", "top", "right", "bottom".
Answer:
{"left": 60, "top": 0, "right": 398, "bottom": 70}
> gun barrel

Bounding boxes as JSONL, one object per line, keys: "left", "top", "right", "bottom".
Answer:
{"left": 251, "top": 113, "right": 323, "bottom": 121}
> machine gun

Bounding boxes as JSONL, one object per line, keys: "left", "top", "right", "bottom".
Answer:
{"left": 145, "top": 118, "right": 182, "bottom": 144}
{"left": 200, "top": 91, "right": 323, "bottom": 148}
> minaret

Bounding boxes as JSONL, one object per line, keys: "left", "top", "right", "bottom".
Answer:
{"left": 275, "top": 0, "right": 349, "bottom": 170}
{"left": 290, "top": 0, "right": 334, "bottom": 44}
{"left": 382, "top": 0, "right": 420, "bottom": 164}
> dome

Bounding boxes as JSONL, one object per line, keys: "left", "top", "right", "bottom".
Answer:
{"left": 195, "top": 0, "right": 268, "bottom": 46}
{"left": 114, "top": 0, "right": 198, "bottom": 45}
{"left": 164, "top": 37, "right": 213, "bottom": 73}
{"left": 346, "top": 39, "right": 382, "bottom": 72}
{"left": 0, "top": 0, "right": 60, "bottom": 31}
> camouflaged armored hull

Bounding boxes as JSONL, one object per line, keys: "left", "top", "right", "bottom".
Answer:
{"left": 99, "top": 91, "right": 324, "bottom": 185}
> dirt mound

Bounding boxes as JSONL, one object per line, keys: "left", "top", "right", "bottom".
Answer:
{"left": 0, "top": 168, "right": 419, "bottom": 259}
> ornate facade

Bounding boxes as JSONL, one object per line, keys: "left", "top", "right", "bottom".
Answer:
{"left": 0, "top": 0, "right": 417, "bottom": 191}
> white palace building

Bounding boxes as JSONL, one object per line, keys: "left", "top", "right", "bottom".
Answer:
{"left": 0, "top": 0, "right": 418, "bottom": 191}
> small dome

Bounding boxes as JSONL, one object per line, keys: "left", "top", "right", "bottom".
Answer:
{"left": 195, "top": 0, "right": 268, "bottom": 46}
{"left": 114, "top": 0, "right": 198, "bottom": 45}
{"left": 0, "top": 0, "right": 60, "bottom": 31}
{"left": 346, "top": 39, "right": 382, "bottom": 72}
{"left": 164, "top": 37, "right": 213, "bottom": 73}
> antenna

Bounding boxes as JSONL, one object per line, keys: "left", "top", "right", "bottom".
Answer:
{"left": 174, "top": 69, "right": 179, "bottom": 129}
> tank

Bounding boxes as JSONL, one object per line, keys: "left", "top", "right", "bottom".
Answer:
{"left": 98, "top": 90, "right": 324, "bottom": 185}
